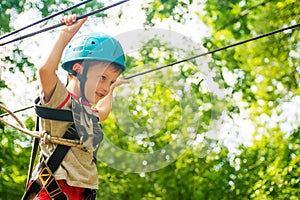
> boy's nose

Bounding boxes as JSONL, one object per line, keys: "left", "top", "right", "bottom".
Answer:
{"left": 101, "top": 83, "right": 110, "bottom": 94}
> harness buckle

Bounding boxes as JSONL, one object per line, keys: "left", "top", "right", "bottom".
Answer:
{"left": 39, "top": 167, "right": 52, "bottom": 186}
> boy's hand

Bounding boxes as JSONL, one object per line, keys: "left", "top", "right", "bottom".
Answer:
{"left": 110, "top": 78, "right": 130, "bottom": 90}
{"left": 60, "top": 14, "right": 88, "bottom": 38}
{"left": 96, "top": 78, "right": 129, "bottom": 122}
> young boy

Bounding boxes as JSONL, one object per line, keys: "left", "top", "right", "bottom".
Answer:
{"left": 23, "top": 14, "right": 128, "bottom": 200}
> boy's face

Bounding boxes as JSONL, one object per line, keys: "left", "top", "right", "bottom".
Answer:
{"left": 83, "top": 62, "right": 121, "bottom": 104}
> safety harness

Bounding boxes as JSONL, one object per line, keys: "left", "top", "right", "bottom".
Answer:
{"left": 22, "top": 96, "right": 100, "bottom": 200}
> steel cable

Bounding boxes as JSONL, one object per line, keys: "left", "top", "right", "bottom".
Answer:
{"left": 0, "top": 0, "right": 93, "bottom": 41}
{"left": 1, "top": 22, "right": 300, "bottom": 117}
{"left": 124, "top": 23, "right": 300, "bottom": 79}
{"left": 0, "top": 0, "right": 130, "bottom": 46}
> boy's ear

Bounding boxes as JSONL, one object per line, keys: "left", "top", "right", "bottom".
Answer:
{"left": 72, "top": 63, "right": 82, "bottom": 74}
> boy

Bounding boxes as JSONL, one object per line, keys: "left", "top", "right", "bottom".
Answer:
{"left": 23, "top": 14, "right": 128, "bottom": 200}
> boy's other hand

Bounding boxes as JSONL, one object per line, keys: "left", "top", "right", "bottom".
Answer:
{"left": 111, "top": 78, "right": 130, "bottom": 90}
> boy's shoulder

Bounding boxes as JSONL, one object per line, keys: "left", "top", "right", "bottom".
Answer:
{"left": 41, "top": 79, "right": 70, "bottom": 109}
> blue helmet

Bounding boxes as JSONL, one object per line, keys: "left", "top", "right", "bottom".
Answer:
{"left": 61, "top": 33, "right": 126, "bottom": 73}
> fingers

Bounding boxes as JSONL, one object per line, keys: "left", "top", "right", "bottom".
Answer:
{"left": 118, "top": 79, "right": 130, "bottom": 85}
{"left": 111, "top": 78, "right": 130, "bottom": 88}
{"left": 61, "top": 14, "right": 76, "bottom": 25}
{"left": 117, "top": 78, "right": 130, "bottom": 85}
{"left": 61, "top": 14, "right": 88, "bottom": 26}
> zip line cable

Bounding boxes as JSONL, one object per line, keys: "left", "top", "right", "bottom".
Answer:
{"left": 124, "top": 23, "right": 300, "bottom": 80}
{"left": 0, "top": 105, "right": 34, "bottom": 117}
{"left": 0, "top": 0, "right": 130, "bottom": 46}
{"left": 1, "top": 22, "right": 299, "bottom": 119}
{"left": 0, "top": 0, "right": 92, "bottom": 41}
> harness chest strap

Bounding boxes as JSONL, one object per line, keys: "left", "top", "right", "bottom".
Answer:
{"left": 23, "top": 95, "right": 75, "bottom": 200}
{"left": 23, "top": 95, "right": 100, "bottom": 200}
{"left": 26, "top": 96, "right": 74, "bottom": 184}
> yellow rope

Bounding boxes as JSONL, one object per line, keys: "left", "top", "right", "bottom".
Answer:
{"left": 0, "top": 104, "right": 83, "bottom": 147}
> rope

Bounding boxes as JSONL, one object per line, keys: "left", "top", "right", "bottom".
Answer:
{"left": 0, "top": 0, "right": 130, "bottom": 46}
{"left": 0, "top": 0, "right": 92, "bottom": 41}
{"left": 0, "top": 104, "right": 83, "bottom": 147}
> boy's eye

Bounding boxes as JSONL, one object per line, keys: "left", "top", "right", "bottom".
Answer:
{"left": 100, "top": 76, "right": 106, "bottom": 81}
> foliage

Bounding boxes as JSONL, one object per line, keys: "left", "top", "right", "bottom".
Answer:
{"left": 199, "top": 0, "right": 300, "bottom": 198}
{"left": 201, "top": 0, "right": 300, "bottom": 116}
{"left": 0, "top": 125, "right": 32, "bottom": 199}
{"left": 96, "top": 142, "right": 238, "bottom": 199}
{"left": 0, "top": 0, "right": 300, "bottom": 199}
{"left": 233, "top": 128, "right": 300, "bottom": 199}
{"left": 142, "top": 0, "right": 193, "bottom": 27}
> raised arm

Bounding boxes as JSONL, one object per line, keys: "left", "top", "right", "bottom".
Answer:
{"left": 39, "top": 14, "right": 87, "bottom": 102}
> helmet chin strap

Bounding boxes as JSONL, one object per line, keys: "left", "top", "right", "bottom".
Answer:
{"left": 76, "top": 64, "right": 89, "bottom": 103}
{"left": 75, "top": 65, "right": 92, "bottom": 130}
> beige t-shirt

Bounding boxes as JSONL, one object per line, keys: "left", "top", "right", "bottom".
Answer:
{"left": 32, "top": 79, "right": 99, "bottom": 189}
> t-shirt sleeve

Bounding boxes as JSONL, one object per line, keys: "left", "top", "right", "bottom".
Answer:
{"left": 40, "top": 79, "right": 68, "bottom": 108}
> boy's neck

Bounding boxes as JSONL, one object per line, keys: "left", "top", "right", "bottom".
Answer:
{"left": 67, "top": 79, "right": 91, "bottom": 106}
{"left": 67, "top": 78, "right": 80, "bottom": 96}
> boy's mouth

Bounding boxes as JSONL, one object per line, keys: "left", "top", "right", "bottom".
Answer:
{"left": 95, "top": 92, "right": 105, "bottom": 99}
